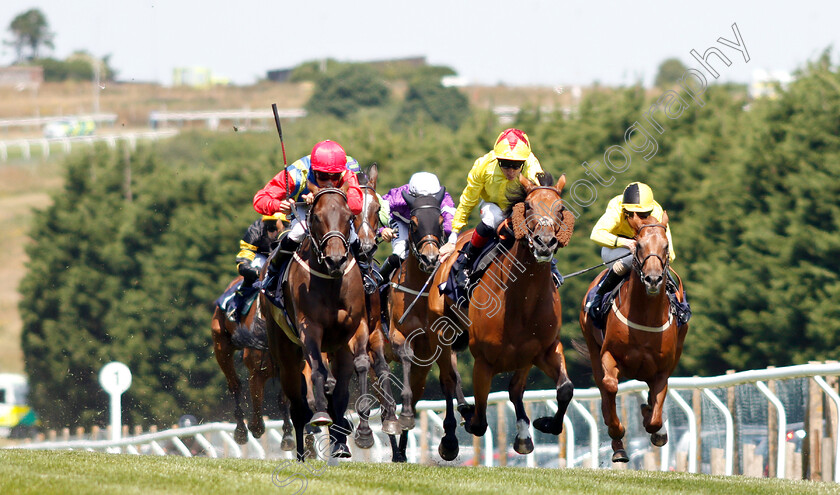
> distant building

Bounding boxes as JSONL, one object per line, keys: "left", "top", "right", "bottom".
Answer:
{"left": 0, "top": 66, "right": 43, "bottom": 88}
{"left": 172, "top": 67, "right": 229, "bottom": 88}
{"left": 750, "top": 69, "right": 793, "bottom": 99}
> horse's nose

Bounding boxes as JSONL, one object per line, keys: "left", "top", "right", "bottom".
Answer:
{"left": 644, "top": 273, "right": 663, "bottom": 287}
{"left": 325, "top": 254, "right": 346, "bottom": 275}
{"left": 418, "top": 252, "right": 438, "bottom": 270}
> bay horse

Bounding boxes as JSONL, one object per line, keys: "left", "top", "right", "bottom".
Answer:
{"left": 579, "top": 211, "right": 688, "bottom": 463}
{"left": 211, "top": 276, "right": 294, "bottom": 449}
{"left": 261, "top": 183, "right": 371, "bottom": 460}
{"left": 387, "top": 188, "right": 470, "bottom": 461}
{"left": 353, "top": 163, "right": 400, "bottom": 441}
{"left": 429, "top": 172, "right": 575, "bottom": 454}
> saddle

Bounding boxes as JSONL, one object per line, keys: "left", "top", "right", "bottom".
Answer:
{"left": 216, "top": 281, "right": 259, "bottom": 323}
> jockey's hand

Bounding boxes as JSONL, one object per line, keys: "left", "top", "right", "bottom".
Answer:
{"left": 620, "top": 238, "right": 638, "bottom": 254}
{"left": 380, "top": 228, "right": 395, "bottom": 241}
{"left": 439, "top": 241, "right": 457, "bottom": 262}
{"left": 276, "top": 199, "right": 294, "bottom": 215}
{"left": 302, "top": 193, "right": 315, "bottom": 205}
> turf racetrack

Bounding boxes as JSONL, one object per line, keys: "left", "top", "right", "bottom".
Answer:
{"left": 2, "top": 450, "right": 838, "bottom": 494}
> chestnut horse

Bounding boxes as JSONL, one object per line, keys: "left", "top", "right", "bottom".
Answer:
{"left": 578, "top": 211, "right": 688, "bottom": 463}
{"left": 261, "top": 183, "right": 371, "bottom": 460}
{"left": 353, "top": 164, "right": 400, "bottom": 440}
{"left": 211, "top": 275, "right": 295, "bottom": 449}
{"left": 429, "top": 173, "right": 575, "bottom": 454}
{"left": 387, "top": 188, "right": 469, "bottom": 462}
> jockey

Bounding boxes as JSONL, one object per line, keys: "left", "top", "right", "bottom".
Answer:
{"left": 587, "top": 182, "right": 676, "bottom": 319}
{"left": 377, "top": 172, "right": 455, "bottom": 284}
{"left": 227, "top": 213, "right": 286, "bottom": 320}
{"left": 439, "top": 128, "right": 545, "bottom": 291}
{"left": 253, "top": 140, "right": 364, "bottom": 268}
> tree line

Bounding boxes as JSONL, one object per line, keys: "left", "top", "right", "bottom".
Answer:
{"left": 19, "top": 52, "right": 840, "bottom": 428}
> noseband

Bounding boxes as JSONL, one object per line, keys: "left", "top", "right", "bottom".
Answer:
{"left": 632, "top": 223, "right": 669, "bottom": 277}
{"left": 306, "top": 188, "right": 352, "bottom": 266}
{"left": 356, "top": 185, "right": 380, "bottom": 240}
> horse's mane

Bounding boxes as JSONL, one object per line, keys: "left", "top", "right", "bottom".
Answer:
{"left": 504, "top": 171, "right": 555, "bottom": 215}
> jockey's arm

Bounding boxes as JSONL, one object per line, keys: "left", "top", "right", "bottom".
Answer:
{"left": 377, "top": 193, "right": 391, "bottom": 227}
{"left": 590, "top": 200, "right": 626, "bottom": 248}
{"left": 341, "top": 171, "right": 364, "bottom": 215}
{"left": 253, "top": 169, "right": 295, "bottom": 215}
{"left": 449, "top": 161, "right": 485, "bottom": 243}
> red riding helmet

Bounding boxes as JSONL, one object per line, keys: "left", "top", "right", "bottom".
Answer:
{"left": 310, "top": 140, "right": 347, "bottom": 174}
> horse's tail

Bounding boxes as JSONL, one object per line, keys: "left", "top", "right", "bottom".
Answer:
{"left": 571, "top": 338, "right": 590, "bottom": 359}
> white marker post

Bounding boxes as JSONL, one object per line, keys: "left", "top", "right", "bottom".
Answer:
{"left": 99, "top": 362, "right": 132, "bottom": 442}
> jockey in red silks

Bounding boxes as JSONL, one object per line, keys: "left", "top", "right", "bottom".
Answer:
{"left": 253, "top": 140, "right": 363, "bottom": 267}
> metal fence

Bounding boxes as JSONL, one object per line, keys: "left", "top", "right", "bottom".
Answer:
{"left": 0, "top": 130, "right": 179, "bottom": 161}
{"left": 9, "top": 362, "right": 840, "bottom": 482}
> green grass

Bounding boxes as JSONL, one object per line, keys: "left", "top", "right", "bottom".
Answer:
{"left": 1, "top": 450, "right": 839, "bottom": 495}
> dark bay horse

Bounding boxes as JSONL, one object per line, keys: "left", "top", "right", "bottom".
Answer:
{"left": 261, "top": 183, "right": 371, "bottom": 460}
{"left": 429, "top": 173, "right": 575, "bottom": 455}
{"left": 211, "top": 276, "right": 294, "bottom": 448}
{"left": 579, "top": 211, "right": 689, "bottom": 463}
{"left": 353, "top": 163, "right": 400, "bottom": 440}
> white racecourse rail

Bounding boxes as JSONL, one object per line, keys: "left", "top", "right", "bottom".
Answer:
{"left": 9, "top": 362, "right": 840, "bottom": 482}
{"left": 0, "top": 129, "right": 179, "bottom": 162}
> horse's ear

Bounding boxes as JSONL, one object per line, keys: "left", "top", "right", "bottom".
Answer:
{"left": 367, "top": 163, "right": 378, "bottom": 189}
{"left": 308, "top": 182, "right": 321, "bottom": 196}
{"left": 554, "top": 173, "right": 567, "bottom": 195}
{"left": 434, "top": 186, "right": 446, "bottom": 205}
{"left": 511, "top": 203, "right": 528, "bottom": 240}
{"left": 518, "top": 173, "right": 536, "bottom": 193}
{"left": 661, "top": 210, "right": 669, "bottom": 227}
{"left": 401, "top": 189, "right": 416, "bottom": 210}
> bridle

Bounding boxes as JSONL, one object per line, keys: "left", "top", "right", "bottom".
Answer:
{"left": 632, "top": 223, "right": 669, "bottom": 278}
{"left": 305, "top": 188, "right": 352, "bottom": 266}
{"left": 522, "top": 186, "right": 566, "bottom": 255}
{"left": 408, "top": 199, "right": 443, "bottom": 270}
{"left": 356, "top": 185, "right": 381, "bottom": 246}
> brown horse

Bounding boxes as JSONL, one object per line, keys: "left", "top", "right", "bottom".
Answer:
{"left": 261, "top": 183, "right": 371, "bottom": 460}
{"left": 353, "top": 163, "right": 400, "bottom": 440}
{"left": 211, "top": 276, "right": 294, "bottom": 449}
{"left": 387, "top": 188, "right": 469, "bottom": 462}
{"left": 578, "top": 211, "right": 688, "bottom": 463}
{"left": 429, "top": 172, "right": 575, "bottom": 454}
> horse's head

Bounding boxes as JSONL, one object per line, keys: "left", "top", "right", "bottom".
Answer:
{"left": 306, "top": 182, "right": 354, "bottom": 277}
{"left": 628, "top": 210, "right": 670, "bottom": 295}
{"left": 402, "top": 187, "right": 446, "bottom": 273}
{"left": 510, "top": 172, "right": 575, "bottom": 262}
{"left": 354, "top": 164, "right": 381, "bottom": 263}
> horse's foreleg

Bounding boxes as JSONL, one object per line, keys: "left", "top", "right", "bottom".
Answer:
{"left": 301, "top": 326, "right": 331, "bottom": 426}
{"left": 212, "top": 315, "right": 248, "bottom": 445}
{"left": 509, "top": 367, "right": 534, "bottom": 455}
{"left": 533, "top": 340, "right": 574, "bottom": 436}
{"left": 348, "top": 325, "right": 374, "bottom": 450}
{"left": 436, "top": 347, "right": 461, "bottom": 461}
{"left": 391, "top": 332, "right": 417, "bottom": 430}
{"left": 369, "top": 331, "right": 400, "bottom": 436}
{"left": 600, "top": 350, "right": 627, "bottom": 462}
{"left": 643, "top": 374, "right": 669, "bottom": 447}
{"left": 326, "top": 349, "right": 355, "bottom": 459}
{"left": 467, "top": 357, "right": 491, "bottom": 437}
{"left": 277, "top": 383, "right": 296, "bottom": 452}
{"left": 244, "top": 348, "right": 270, "bottom": 439}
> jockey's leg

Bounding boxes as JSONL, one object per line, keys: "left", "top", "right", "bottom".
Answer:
{"left": 271, "top": 217, "right": 306, "bottom": 268}
{"left": 451, "top": 203, "right": 503, "bottom": 291}
{"left": 587, "top": 246, "right": 631, "bottom": 321}
{"left": 377, "top": 220, "right": 409, "bottom": 287}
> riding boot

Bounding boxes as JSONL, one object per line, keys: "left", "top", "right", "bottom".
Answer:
{"left": 265, "top": 234, "right": 299, "bottom": 299}
{"left": 587, "top": 269, "right": 625, "bottom": 324}
{"left": 377, "top": 254, "right": 401, "bottom": 287}
{"left": 550, "top": 258, "right": 564, "bottom": 288}
{"left": 451, "top": 242, "right": 482, "bottom": 293}
{"left": 351, "top": 239, "right": 378, "bottom": 295}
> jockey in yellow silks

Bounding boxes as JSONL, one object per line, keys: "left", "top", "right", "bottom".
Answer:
{"left": 440, "top": 128, "right": 545, "bottom": 290}
{"left": 587, "top": 182, "right": 675, "bottom": 316}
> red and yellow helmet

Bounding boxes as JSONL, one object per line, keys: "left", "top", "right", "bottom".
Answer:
{"left": 310, "top": 140, "right": 347, "bottom": 174}
{"left": 493, "top": 128, "right": 531, "bottom": 161}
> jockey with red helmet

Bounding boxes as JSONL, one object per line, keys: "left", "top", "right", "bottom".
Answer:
{"left": 253, "top": 140, "right": 363, "bottom": 266}
{"left": 440, "top": 128, "right": 547, "bottom": 290}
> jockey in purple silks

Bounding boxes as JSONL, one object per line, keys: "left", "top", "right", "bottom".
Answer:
{"left": 377, "top": 172, "right": 455, "bottom": 285}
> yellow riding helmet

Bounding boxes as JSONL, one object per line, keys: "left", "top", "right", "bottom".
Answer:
{"left": 621, "top": 182, "right": 655, "bottom": 212}
{"left": 493, "top": 128, "right": 531, "bottom": 161}
{"left": 262, "top": 213, "right": 287, "bottom": 222}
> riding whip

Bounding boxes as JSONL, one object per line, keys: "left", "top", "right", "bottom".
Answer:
{"left": 271, "top": 103, "right": 292, "bottom": 219}
{"left": 561, "top": 253, "right": 631, "bottom": 280}
{"left": 397, "top": 265, "right": 439, "bottom": 326}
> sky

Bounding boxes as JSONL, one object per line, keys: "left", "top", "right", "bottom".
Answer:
{"left": 0, "top": 0, "right": 838, "bottom": 88}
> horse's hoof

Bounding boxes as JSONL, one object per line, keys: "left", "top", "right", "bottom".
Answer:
{"left": 612, "top": 450, "right": 629, "bottom": 463}
{"left": 280, "top": 435, "right": 296, "bottom": 452}
{"left": 392, "top": 452, "right": 407, "bottom": 463}
{"left": 514, "top": 436, "right": 534, "bottom": 455}
{"left": 234, "top": 425, "right": 248, "bottom": 445}
{"left": 381, "top": 418, "right": 401, "bottom": 436}
{"left": 438, "top": 435, "right": 460, "bottom": 461}
{"left": 304, "top": 424, "right": 322, "bottom": 435}
{"left": 651, "top": 431, "right": 668, "bottom": 447}
{"left": 354, "top": 427, "right": 375, "bottom": 449}
{"left": 249, "top": 423, "right": 265, "bottom": 439}
{"left": 457, "top": 403, "right": 475, "bottom": 420}
{"left": 331, "top": 442, "right": 352, "bottom": 458}
{"left": 309, "top": 412, "right": 333, "bottom": 427}
{"left": 399, "top": 412, "right": 415, "bottom": 431}
{"left": 533, "top": 417, "right": 562, "bottom": 435}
